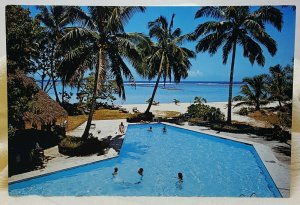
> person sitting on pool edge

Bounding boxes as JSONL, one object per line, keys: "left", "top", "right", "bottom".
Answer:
{"left": 119, "top": 122, "right": 125, "bottom": 134}
{"left": 112, "top": 167, "right": 118, "bottom": 177}
{"left": 147, "top": 126, "right": 152, "bottom": 132}
{"left": 162, "top": 125, "right": 167, "bottom": 133}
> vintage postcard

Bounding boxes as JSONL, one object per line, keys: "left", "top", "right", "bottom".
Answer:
{"left": 6, "top": 3, "right": 296, "bottom": 198}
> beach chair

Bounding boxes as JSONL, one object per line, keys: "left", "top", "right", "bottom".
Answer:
{"left": 119, "top": 108, "right": 129, "bottom": 113}
{"left": 91, "top": 123, "right": 96, "bottom": 129}
{"left": 153, "top": 101, "right": 160, "bottom": 106}
{"left": 132, "top": 107, "right": 140, "bottom": 113}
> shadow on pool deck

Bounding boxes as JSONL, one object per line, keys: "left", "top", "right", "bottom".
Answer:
{"left": 272, "top": 145, "right": 291, "bottom": 157}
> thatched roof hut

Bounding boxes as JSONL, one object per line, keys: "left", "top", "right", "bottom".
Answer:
{"left": 23, "top": 90, "right": 68, "bottom": 126}
{"left": 8, "top": 71, "right": 68, "bottom": 127}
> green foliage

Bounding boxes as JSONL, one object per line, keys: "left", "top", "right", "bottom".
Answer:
{"left": 266, "top": 64, "right": 293, "bottom": 106}
{"left": 233, "top": 74, "right": 268, "bottom": 110}
{"left": 127, "top": 112, "right": 153, "bottom": 123}
{"left": 6, "top": 5, "right": 37, "bottom": 73}
{"left": 77, "top": 72, "right": 117, "bottom": 109}
{"left": 138, "top": 14, "right": 196, "bottom": 113}
{"left": 59, "top": 6, "right": 147, "bottom": 138}
{"left": 194, "top": 96, "right": 207, "bottom": 104}
{"left": 173, "top": 99, "right": 180, "bottom": 104}
{"left": 238, "top": 107, "right": 249, "bottom": 116}
{"left": 8, "top": 72, "right": 39, "bottom": 129}
{"left": 58, "top": 135, "right": 110, "bottom": 156}
{"left": 8, "top": 124, "right": 16, "bottom": 139}
{"left": 190, "top": 6, "right": 282, "bottom": 123}
{"left": 187, "top": 102, "right": 225, "bottom": 122}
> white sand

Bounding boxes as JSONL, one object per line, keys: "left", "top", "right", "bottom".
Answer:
{"left": 121, "top": 101, "right": 280, "bottom": 127}
{"left": 67, "top": 119, "right": 127, "bottom": 140}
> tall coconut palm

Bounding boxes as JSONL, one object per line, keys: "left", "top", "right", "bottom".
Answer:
{"left": 267, "top": 64, "right": 293, "bottom": 107}
{"left": 60, "top": 6, "right": 148, "bottom": 139}
{"left": 138, "top": 14, "right": 195, "bottom": 114}
{"left": 233, "top": 74, "right": 268, "bottom": 110}
{"left": 36, "top": 6, "right": 79, "bottom": 103}
{"left": 190, "top": 6, "right": 282, "bottom": 123}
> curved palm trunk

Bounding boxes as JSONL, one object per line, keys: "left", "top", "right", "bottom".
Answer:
{"left": 255, "top": 99, "right": 261, "bottom": 110}
{"left": 50, "top": 71, "right": 60, "bottom": 103}
{"left": 81, "top": 48, "right": 104, "bottom": 139}
{"left": 278, "top": 100, "right": 282, "bottom": 108}
{"left": 145, "top": 71, "right": 162, "bottom": 114}
{"left": 145, "top": 56, "right": 164, "bottom": 114}
{"left": 61, "top": 78, "right": 65, "bottom": 104}
{"left": 227, "top": 40, "right": 237, "bottom": 124}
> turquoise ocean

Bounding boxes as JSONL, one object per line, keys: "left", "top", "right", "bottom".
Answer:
{"left": 45, "top": 81, "right": 243, "bottom": 105}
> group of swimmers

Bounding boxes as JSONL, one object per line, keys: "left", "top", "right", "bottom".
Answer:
{"left": 112, "top": 167, "right": 183, "bottom": 186}
{"left": 147, "top": 125, "right": 167, "bottom": 133}
{"left": 120, "top": 123, "right": 167, "bottom": 134}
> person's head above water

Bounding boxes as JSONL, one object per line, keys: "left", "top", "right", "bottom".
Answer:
{"left": 178, "top": 172, "right": 183, "bottom": 180}
{"left": 138, "top": 168, "right": 144, "bottom": 176}
{"left": 113, "top": 167, "right": 118, "bottom": 174}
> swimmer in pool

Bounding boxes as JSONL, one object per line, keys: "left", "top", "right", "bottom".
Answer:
{"left": 135, "top": 168, "right": 144, "bottom": 184}
{"left": 176, "top": 172, "right": 183, "bottom": 190}
{"left": 112, "top": 167, "right": 118, "bottom": 177}
{"left": 162, "top": 125, "right": 167, "bottom": 133}
{"left": 147, "top": 127, "right": 152, "bottom": 132}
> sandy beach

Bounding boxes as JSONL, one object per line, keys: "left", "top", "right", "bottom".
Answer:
{"left": 121, "top": 101, "right": 279, "bottom": 127}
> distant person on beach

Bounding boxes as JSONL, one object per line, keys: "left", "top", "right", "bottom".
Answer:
{"left": 147, "top": 127, "right": 152, "bottom": 132}
{"left": 119, "top": 122, "right": 125, "bottom": 134}
{"left": 162, "top": 125, "right": 167, "bottom": 133}
{"left": 112, "top": 167, "right": 118, "bottom": 177}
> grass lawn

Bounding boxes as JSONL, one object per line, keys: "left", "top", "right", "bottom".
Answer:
{"left": 154, "top": 110, "right": 181, "bottom": 118}
{"left": 66, "top": 109, "right": 134, "bottom": 131}
{"left": 248, "top": 110, "right": 279, "bottom": 127}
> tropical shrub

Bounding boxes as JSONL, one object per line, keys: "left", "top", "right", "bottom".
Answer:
{"left": 127, "top": 113, "right": 154, "bottom": 123}
{"left": 233, "top": 74, "right": 268, "bottom": 111}
{"left": 238, "top": 107, "right": 249, "bottom": 116}
{"left": 58, "top": 135, "right": 110, "bottom": 156}
{"left": 187, "top": 103, "right": 225, "bottom": 122}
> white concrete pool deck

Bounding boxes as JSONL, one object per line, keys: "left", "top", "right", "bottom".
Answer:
{"left": 8, "top": 120, "right": 290, "bottom": 197}
{"left": 8, "top": 119, "right": 128, "bottom": 184}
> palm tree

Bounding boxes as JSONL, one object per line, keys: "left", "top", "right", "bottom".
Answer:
{"left": 233, "top": 74, "right": 268, "bottom": 110}
{"left": 194, "top": 96, "right": 207, "bottom": 104}
{"left": 190, "top": 6, "right": 282, "bottom": 123}
{"left": 266, "top": 64, "right": 293, "bottom": 107}
{"left": 36, "top": 6, "right": 76, "bottom": 104}
{"left": 60, "top": 6, "right": 148, "bottom": 139}
{"left": 138, "top": 14, "right": 195, "bottom": 114}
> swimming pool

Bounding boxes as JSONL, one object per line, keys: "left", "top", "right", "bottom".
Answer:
{"left": 9, "top": 123, "right": 281, "bottom": 197}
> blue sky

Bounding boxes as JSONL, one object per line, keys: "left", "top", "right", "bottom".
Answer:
{"left": 26, "top": 6, "right": 296, "bottom": 82}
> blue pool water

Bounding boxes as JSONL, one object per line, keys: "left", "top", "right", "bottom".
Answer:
{"left": 9, "top": 124, "right": 281, "bottom": 197}
{"left": 47, "top": 81, "right": 242, "bottom": 104}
